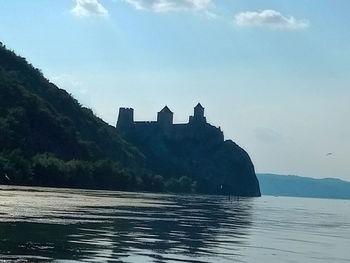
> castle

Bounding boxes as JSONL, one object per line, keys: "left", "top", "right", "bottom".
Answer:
{"left": 115, "top": 104, "right": 261, "bottom": 197}
{"left": 116, "top": 103, "right": 224, "bottom": 142}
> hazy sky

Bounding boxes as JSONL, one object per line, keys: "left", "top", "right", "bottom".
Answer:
{"left": 1, "top": 0, "right": 349, "bottom": 180}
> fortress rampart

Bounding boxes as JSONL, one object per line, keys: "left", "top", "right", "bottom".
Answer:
{"left": 116, "top": 103, "right": 224, "bottom": 143}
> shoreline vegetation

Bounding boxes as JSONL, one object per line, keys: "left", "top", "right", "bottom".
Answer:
{"left": 0, "top": 42, "right": 260, "bottom": 196}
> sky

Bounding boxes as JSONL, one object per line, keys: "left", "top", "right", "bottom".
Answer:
{"left": 1, "top": 0, "right": 350, "bottom": 180}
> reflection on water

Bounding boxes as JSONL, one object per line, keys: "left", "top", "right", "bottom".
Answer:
{"left": 0, "top": 186, "right": 349, "bottom": 262}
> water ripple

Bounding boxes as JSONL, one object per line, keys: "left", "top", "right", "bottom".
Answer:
{"left": 0, "top": 185, "right": 349, "bottom": 262}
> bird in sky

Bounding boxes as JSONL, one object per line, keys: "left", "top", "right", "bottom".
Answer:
{"left": 326, "top": 153, "right": 334, "bottom": 156}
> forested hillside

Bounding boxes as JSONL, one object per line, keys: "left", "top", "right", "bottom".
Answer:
{"left": 0, "top": 42, "right": 165, "bottom": 191}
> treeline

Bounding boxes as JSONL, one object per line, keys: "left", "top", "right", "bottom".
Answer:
{"left": 0, "top": 150, "right": 196, "bottom": 193}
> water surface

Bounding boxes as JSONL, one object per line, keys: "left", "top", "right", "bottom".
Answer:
{"left": 0, "top": 185, "right": 349, "bottom": 262}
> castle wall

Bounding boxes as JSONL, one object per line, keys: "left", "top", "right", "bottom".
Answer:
{"left": 134, "top": 121, "right": 157, "bottom": 126}
{"left": 117, "top": 105, "right": 224, "bottom": 144}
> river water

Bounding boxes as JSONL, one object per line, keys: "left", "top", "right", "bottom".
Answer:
{"left": 0, "top": 185, "right": 349, "bottom": 262}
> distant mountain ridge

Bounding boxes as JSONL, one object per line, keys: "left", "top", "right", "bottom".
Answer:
{"left": 257, "top": 173, "right": 350, "bottom": 200}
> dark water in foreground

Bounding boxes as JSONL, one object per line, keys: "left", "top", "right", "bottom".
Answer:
{"left": 0, "top": 186, "right": 349, "bottom": 262}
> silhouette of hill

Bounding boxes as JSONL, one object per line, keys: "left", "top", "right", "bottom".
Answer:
{"left": 257, "top": 173, "right": 350, "bottom": 200}
{"left": 0, "top": 42, "right": 153, "bottom": 191}
{"left": 0, "top": 42, "right": 260, "bottom": 196}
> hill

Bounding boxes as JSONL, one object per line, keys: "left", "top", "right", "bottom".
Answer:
{"left": 257, "top": 173, "right": 350, "bottom": 200}
{"left": 0, "top": 42, "right": 163, "bottom": 191}
{"left": 0, "top": 42, "right": 260, "bottom": 196}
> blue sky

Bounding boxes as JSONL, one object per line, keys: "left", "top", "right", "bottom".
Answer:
{"left": 1, "top": 0, "right": 350, "bottom": 180}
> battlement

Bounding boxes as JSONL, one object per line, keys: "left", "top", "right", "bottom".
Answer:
{"left": 116, "top": 104, "right": 224, "bottom": 142}
{"left": 117, "top": 104, "right": 208, "bottom": 128}
{"left": 117, "top": 107, "right": 134, "bottom": 128}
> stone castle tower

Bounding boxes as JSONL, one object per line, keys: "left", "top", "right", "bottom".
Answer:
{"left": 116, "top": 107, "right": 134, "bottom": 128}
{"left": 189, "top": 103, "right": 206, "bottom": 124}
{"left": 157, "top": 106, "right": 173, "bottom": 126}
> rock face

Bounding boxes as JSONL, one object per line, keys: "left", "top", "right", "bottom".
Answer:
{"left": 117, "top": 104, "right": 261, "bottom": 197}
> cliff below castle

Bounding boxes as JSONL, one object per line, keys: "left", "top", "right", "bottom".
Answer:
{"left": 117, "top": 105, "right": 261, "bottom": 197}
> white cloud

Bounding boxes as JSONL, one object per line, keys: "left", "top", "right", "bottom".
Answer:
{"left": 72, "top": 0, "right": 109, "bottom": 17}
{"left": 234, "top": 10, "right": 309, "bottom": 30}
{"left": 121, "top": 0, "right": 213, "bottom": 13}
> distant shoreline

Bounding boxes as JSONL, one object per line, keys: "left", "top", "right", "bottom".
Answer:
{"left": 257, "top": 173, "right": 350, "bottom": 200}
